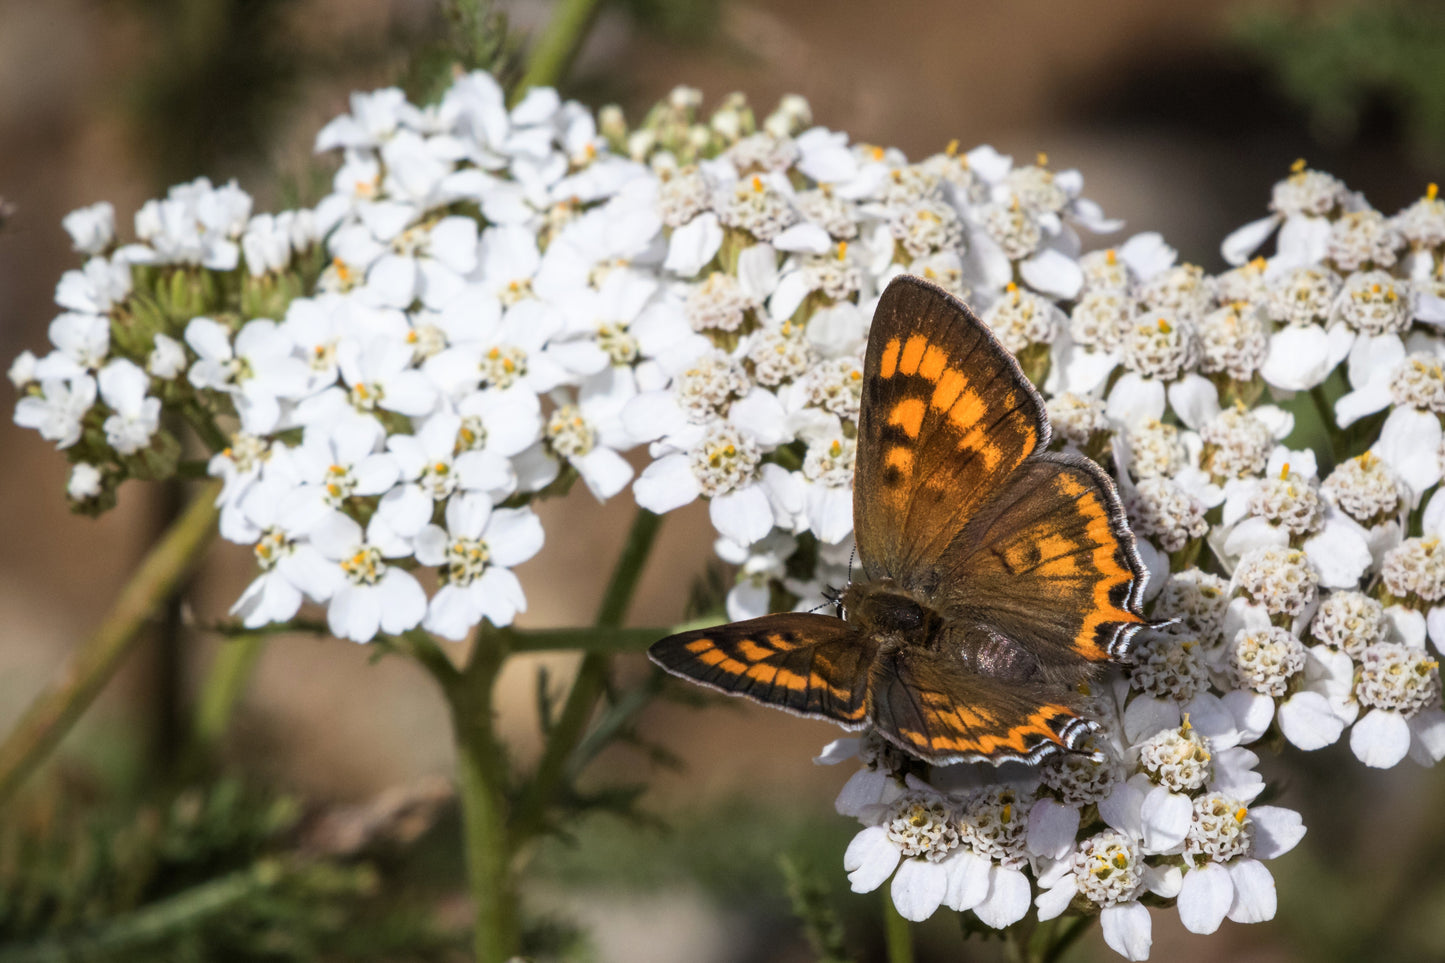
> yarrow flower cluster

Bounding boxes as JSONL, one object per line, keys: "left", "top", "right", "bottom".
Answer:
{"left": 12, "top": 73, "right": 1445, "bottom": 959}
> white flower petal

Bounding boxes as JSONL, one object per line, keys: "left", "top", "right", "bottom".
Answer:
{"left": 844, "top": 825, "right": 899, "bottom": 894}
{"left": 1100, "top": 901, "right": 1153, "bottom": 962}
{"left": 834, "top": 768, "right": 889, "bottom": 818}
{"left": 329, "top": 584, "right": 381, "bottom": 643}
{"left": 1261, "top": 325, "right": 1334, "bottom": 391}
{"left": 376, "top": 484, "right": 433, "bottom": 537}
{"left": 1249, "top": 806, "right": 1306, "bottom": 859}
{"left": 772, "top": 222, "right": 832, "bottom": 254}
{"left": 1386, "top": 604, "right": 1427, "bottom": 647}
{"left": 1106, "top": 372, "right": 1166, "bottom": 427}
{"left": 1019, "top": 248, "right": 1083, "bottom": 299}
{"left": 1303, "top": 520, "right": 1373, "bottom": 588}
{"left": 1223, "top": 516, "right": 1289, "bottom": 559}
{"left": 633, "top": 454, "right": 699, "bottom": 514}
{"left": 1098, "top": 778, "right": 1145, "bottom": 837}
{"left": 376, "top": 569, "right": 427, "bottom": 634}
{"left": 1119, "top": 231, "right": 1175, "bottom": 281}
{"left": 729, "top": 388, "right": 790, "bottom": 446}
{"left": 1409, "top": 707, "right": 1445, "bottom": 763}
{"left": 485, "top": 508, "right": 545, "bottom": 567}
{"left": 1123, "top": 695, "right": 1180, "bottom": 746}
{"left": 1035, "top": 874, "right": 1077, "bottom": 921}
{"left": 1349, "top": 708, "right": 1412, "bottom": 768}
{"left": 1026, "top": 798, "right": 1080, "bottom": 860}
{"left": 1277, "top": 690, "right": 1346, "bottom": 750}
{"left": 710, "top": 484, "right": 775, "bottom": 545}
{"left": 943, "top": 850, "right": 992, "bottom": 912}
{"left": 1222, "top": 689, "right": 1276, "bottom": 744}
{"left": 1430, "top": 608, "right": 1445, "bottom": 653}
{"left": 1140, "top": 787, "right": 1192, "bottom": 853}
{"left": 663, "top": 213, "right": 722, "bottom": 277}
{"left": 972, "top": 866, "right": 1031, "bottom": 929}
{"left": 1167, "top": 374, "right": 1219, "bottom": 431}
{"left": 1225, "top": 859, "right": 1277, "bottom": 924}
{"left": 1183, "top": 691, "right": 1240, "bottom": 748}
{"left": 890, "top": 859, "right": 947, "bottom": 922}
{"left": 1375, "top": 407, "right": 1443, "bottom": 497}
{"left": 575, "top": 446, "right": 634, "bottom": 501}
{"left": 1221, "top": 214, "right": 1281, "bottom": 266}
{"left": 814, "top": 738, "right": 859, "bottom": 766}
{"left": 1177, "top": 862, "right": 1234, "bottom": 935}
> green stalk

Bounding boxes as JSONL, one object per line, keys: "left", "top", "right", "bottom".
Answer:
{"left": 882, "top": 892, "right": 914, "bottom": 963}
{"left": 445, "top": 629, "right": 519, "bottom": 963}
{"left": 189, "top": 631, "right": 269, "bottom": 758}
{"left": 1040, "top": 914, "right": 1095, "bottom": 963}
{"left": 505, "top": 626, "right": 661, "bottom": 653}
{"left": 513, "top": 0, "right": 605, "bottom": 99}
{"left": 0, "top": 480, "right": 222, "bottom": 810}
{"left": 1307, "top": 382, "right": 1347, "bottom": 470}
{"left": 511, "top": 509, "right": 662, "bottom": 840}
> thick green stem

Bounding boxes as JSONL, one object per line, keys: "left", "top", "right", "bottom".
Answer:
{"left": 402, "top": 628, "right": 461, "bottom": 684}
{"left": 0, "top": 481, "right": 221, "bottom": 810}
{"left": 595, "top": 509, "right": 663, "bottom": 628}
{"left": 506, "top": 625, "right": 659, "bottom": 653}
{"left": 189, "top": 631, "right": 268, "bottom": 757}
{"left": 446, "top": 632, "right": 519, "bottom": 963}
{"left": 882, "top": 892, "right": 914, "bottom": 963}
{"left": 513, "top": 0, "right": 605, "bottom": 98}
{"left": 511, "top": 509, "right": 662, "bottom": 840}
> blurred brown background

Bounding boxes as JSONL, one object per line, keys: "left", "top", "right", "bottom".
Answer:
{"left": 2, "top": 0, "right": 1443, "bottom": 960}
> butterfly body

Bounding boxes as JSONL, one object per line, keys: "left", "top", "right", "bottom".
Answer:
{"left": 650, "top": 275, "right": 1152, "bottom": 766}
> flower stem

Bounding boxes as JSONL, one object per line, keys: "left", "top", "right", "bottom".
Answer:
{"left": 882, "top": 892, "right": 914, "bottom": 963}
{"left": 511, "top": 508, "right": 662, "bottom": 841}
{"left": 0, "top": 481, "right": 222, "bottom": 810}
{"left": 1040, "top": 914, "right": 1095, "bottom": 963}
{"left": 513, "top": 0, "right": 604, "bottom": 99}
{"left": 505, "top": 626, "right": 660, "bottom": 653}
{"left": 446, "top": 628, "right": 519, "bottom": 963}
{"left": 189, "top": 631, "right": 268, "bottom": 758}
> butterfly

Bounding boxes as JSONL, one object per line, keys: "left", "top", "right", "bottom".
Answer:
{"left": 649, "top": 275, "right": 1151, "bottom": 765}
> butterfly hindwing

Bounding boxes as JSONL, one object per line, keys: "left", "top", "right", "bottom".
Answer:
{"left": 649, "top": 613, "right": 875, "bottom": 726}
{"left": 854, "top": 276, "right": 1049, "bottom": 586}
{"left": 940, "top": 451, "right": 1149, "bottom": 668}
{"left": 868, "top": 638, "right": 1092, "bottom": 764}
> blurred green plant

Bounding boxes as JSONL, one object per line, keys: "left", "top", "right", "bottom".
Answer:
{"left": 0, "top": 778, "right": 461, "bottom": 962}
{"left": 123, "top": 0, "right": 303, "bottom": 187}
{"left": 405, "top": 0, "right": 526, "bottom": 108}
{"left": 531, "top": 796, "right": 868, "bottom": 960}
{"left": 1232, "top": 0, "right": 1445, "bottom": 165}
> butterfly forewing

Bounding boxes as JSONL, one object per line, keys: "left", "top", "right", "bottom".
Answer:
{"left": 649, "top": 613, "right": 874, "bottom": 726}
{"left": 854, "top": 277, "right": 1049, "bottom": 586}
